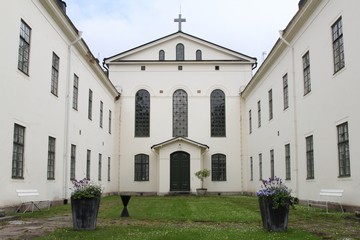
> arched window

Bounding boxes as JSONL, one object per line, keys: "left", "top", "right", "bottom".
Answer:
{"left": 159, "top": 50, "right": 165, "bottom": 61}
{"left": 211, "top": 89, "right": 226, "bottom": 137}
{"left": 212, "top": 154, "right": 226, "bottom": 181}
{"left": 196, "top": 50, "right": 202, "bottom": 60}
{"left": 134, "top": 154, "right": 149, "bottom": 181}
{"left": 176, "top": 43, "right": 184, "bottom": 61}
{"left": 173, "top": 89, "right": 188, "bottom": 137}
{"left": 135, "top": 89, "right": 150, "bottom": 137}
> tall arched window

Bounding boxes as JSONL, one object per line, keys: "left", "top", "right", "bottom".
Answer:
{"left": 196, "top": 50, "right": 202, "bottom": 60}
{"left": 135, "top": 89, "right": 150, "bottom": 137}
{"left": 211, "top": 89, "right": 226, "bottom": 137}
{"left": 173, "top": 89, "right": 188, "bottom": 137}
{"left": 159, "top": 50, "right": 165, "bottom": 61}
{"left": 212, "top": 154, "right": 226, "bottom": 181}
{"left": 176, "top": 43, "right": 184, "bottom": 61}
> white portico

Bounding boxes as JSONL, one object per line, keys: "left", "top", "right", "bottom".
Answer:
{"left": 151, "top": 137, "right": 209, "bottom": 194}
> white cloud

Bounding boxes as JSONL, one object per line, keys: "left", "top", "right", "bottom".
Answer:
{"left": 65, "top": 0, "right": 299, "bottom": 63}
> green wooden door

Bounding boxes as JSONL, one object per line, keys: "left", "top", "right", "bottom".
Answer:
{"left": 170, "top": 151, "right": 190, "bottom": 192}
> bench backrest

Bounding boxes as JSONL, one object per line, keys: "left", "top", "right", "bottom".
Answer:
{"left": 319, "top": 189, "right": 343, "bottom": 197}
{"left": 16, "top": 189, "right": 40, "bottom": 197}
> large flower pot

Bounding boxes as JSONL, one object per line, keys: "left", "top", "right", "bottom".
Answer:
{"left": 196, "top": 188, "right": 207, "bottom": 196}
{"left": 258, "top": 197, "right": 289, "bottom": 232}
{"left": 71, "top": 196, "right": 100, "bottom": 230}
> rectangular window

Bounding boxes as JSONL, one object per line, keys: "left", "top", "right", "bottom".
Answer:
{"left": 88, "top": 89, "right": 93, "bottom": 120}
{"left": 100, "top": 101, "right": 103, "bottom": 128}
{"left": 257, "top": 101, "right": 261, "bottom": 128}
{"left": 211, "top": 154, "right": 226, "bottom": 181}
{"left": 47, "top": 137, "right": 56, "bottom": 180}
{"left": 259, "top": 153, "right": 262, "bottom": 180}
{"left": 98, "top": 154, "right": 102, "bottom": 181}
{"left": 72, "top": 74, "right": 79, "bottom": 110}
{"left": 249, "top": 110, "right": 252, "bottom": 134}
{"left": 303, "top": 51, "right": 311, "bottom": 95}
{"left": 270, "top": 149, "right": 274, "bottom": 179}
{"left": 250, "top": 157, "right": 253, "bottom": 181}
{"left": 268, "top": 89, "right": 273, "bottom": 120}
{"left": 18, "top": 20, "right": 31, "bottom": 75}
{"left": 107, "top": 157, "right": 111, "bottom": 182}
{"left": 12, "top": 124, "right": 25, "bottom": 179}
{"left": 306, "top": 135, "right": 314, "bottom": 179}
{"left": 86, "top": 149, "right": 91, "bottom": 180}
{"left": 135, "top": 154, "right": 149, "bottom": 181}
{"left": 332, "top": 17, "right": 345, "bottom": 73}
{"left": 70, "top": 145, "right": 76, "bottom": 180}
{"left": 285, "top": 144, "right": 291, "bottom": 180}
{"left": 283, "top": 74, "right": 289, "bottom": 110}
{"left": 337, "top": 122, "right": 350, "bottom": 177}
{"left": 51, "top": 52, "right": 60, "bottom": 96}
{"left": 108, "top": 110, "right": 112, "bottom": 134}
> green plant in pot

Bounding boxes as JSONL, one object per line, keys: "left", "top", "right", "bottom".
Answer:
{"left": 256, "top": 176, "right": 294, "bottom": 232}
{"left": 194, "top": 169, "right": 210, "bottom": 196}
{"left": 71, "top": 178, "right": 102, "bottom": 230}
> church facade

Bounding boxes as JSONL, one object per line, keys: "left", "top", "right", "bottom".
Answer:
{"left": 104, "top": 31, "right": 256, "bottom": 194}
{"left": 1, "top": 0, "right": 360, "bottom": 209}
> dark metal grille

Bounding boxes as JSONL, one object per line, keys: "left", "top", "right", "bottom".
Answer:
{"left": 135, "top": 154, "right": 149, "bottom": 181}
{"left": 212, "top": 154, "right": 226, "bottom": 181}
{"left": 173, "top": 89, "right": 188, "bottom": 137}
{"left": 211, "top": 89, "right": 226, "bottom": 137}
{"left": 135, "top": 90, "right": 150, "bottom": 137}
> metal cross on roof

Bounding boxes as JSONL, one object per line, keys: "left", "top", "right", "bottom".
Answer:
{"left": 174, "top": 14, "right": 186, "bottom": 31}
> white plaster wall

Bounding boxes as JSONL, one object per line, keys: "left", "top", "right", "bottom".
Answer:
{"left": 0, "top": 0, "right": 118, "bottom": 207}
{"left": 243, "top": 0, "right": 360, "bottom": 206}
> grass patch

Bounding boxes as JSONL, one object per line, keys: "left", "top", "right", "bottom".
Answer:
{"left": 26, "top": 195, "right": 359, "bottom": 239}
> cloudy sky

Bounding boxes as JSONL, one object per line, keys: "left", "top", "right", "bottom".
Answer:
{"left": 65, "top": 0, "right": 300, "bottom": 65}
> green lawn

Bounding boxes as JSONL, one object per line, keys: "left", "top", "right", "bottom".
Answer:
{"left": 30, "top": 195, "right": 359, "bottom": 240}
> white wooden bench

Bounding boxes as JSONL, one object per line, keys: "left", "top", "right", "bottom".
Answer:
{"left": 16, "top": 189, "right": 50, "bottom": 213}
{"left": 308, "top": 189, "right": 344, "bottom": 213}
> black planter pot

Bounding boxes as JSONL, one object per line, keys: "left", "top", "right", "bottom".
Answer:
{"left": 258, "top": 197, "right": 289, "bottom": 232}
{"left": 71, "top": 196, "right": 100, "bottom": 230}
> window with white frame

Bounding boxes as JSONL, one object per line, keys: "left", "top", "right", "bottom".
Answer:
{"left": 12, "top": 124, "right": 25, "bottom": 179}
{"left": 257, "top": 101, "right": 261, "bottom": 128}
{"left": 303, "top": 51, "right": 311, "bottom": 95}
{"left": 337, "top": 122, "right": 350, "bottom": 177}
{"left": 86, "top": 149, "right": 91, "bottom": 180}
{"left": 47, "top": 137, "right": 56, "bottom": 180}
{"left": 306, "top": 135, "right": 314, "bottom": 179}
{"left": 18, "top": 20, "right": 31, "bottom": 75}
{"left": 268, "top": 89, "right": 273, "bottom": 120}
{"left": 72, "top": 74, "right": 79, "bottom": 110}
{"left": 51, "top": 52, "right": 60, "bottom": 96}
{"left": 285, "top": 144, "right": 291, "bottom": 180}
{"left": 134, "top": 154, "right": 149, "bottom": 181}
{"left": 70, "top": 145, "right": 76, "bottom": 180}
{"left": 212, "top": 154, "right": 226, "bottom": 181}
{"left": 283, "top": 74, "right": 289, "bottom": 110}
{"left": 332, "top": 17, "right": 345, "bottom": 73}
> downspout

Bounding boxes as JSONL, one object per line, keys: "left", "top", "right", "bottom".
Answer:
{"left": 63, "top": 32, "right": 83, "bottom": 202}
{"left": 279, "top": 30, "right": 299, "bottom": 199}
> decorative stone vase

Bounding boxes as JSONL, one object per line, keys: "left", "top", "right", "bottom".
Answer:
{"left": 258, "top": 197, "right": 289, "bottom": 232}
{"left": 71, "top": 196, "right": 100, "bottom": 230}
{"left": 196, "top": 188, "right": 207, "bottom": 196}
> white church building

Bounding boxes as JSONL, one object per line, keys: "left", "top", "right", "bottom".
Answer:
{"left": 1, "top": 0, "right": 359, "bottom": 210}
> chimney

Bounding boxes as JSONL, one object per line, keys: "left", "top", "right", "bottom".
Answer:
{"left": 56, "top": 0, "right": 67, "bottom": 13}
{"left": 298, "top": 0, "right": 308, "bottom": 9}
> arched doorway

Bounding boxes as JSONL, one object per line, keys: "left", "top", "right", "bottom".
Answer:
{"left": 170, "top": 151, "right": 190, "bottom": 192}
